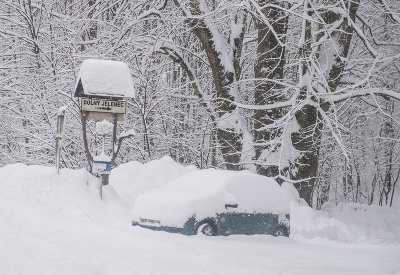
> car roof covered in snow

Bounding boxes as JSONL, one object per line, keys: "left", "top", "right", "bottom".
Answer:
{"left": 74, "top": 59, "right": 135, "bottom": 98}
{"left": 169, "top": 169, "right": 281, "bottom": 190}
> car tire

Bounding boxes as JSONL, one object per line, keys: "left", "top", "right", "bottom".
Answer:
{"left": 197, "top": 222, "right": 217, "bottom": 236}
{"left": 273, "top": 226, "right": 288, "bottom": 237}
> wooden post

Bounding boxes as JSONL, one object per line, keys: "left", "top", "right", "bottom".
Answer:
{"left": 101, "top": 174, "right": 109, "bottom": 186}
{"left": 98, "top": 177, "right": 103, "bottom": 199}
{"left": 81, "top": 111, "right": 93, "bottom": 171}
{"left": 112, "top": 113, "right": 118, "bottom": 159}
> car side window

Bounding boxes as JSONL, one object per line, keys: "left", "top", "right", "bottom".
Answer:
{"left": 225, "top": 183, "right": 251, "bottom": 212}
{"left": 225, "top": 181, "right": 269, "bottom": 213}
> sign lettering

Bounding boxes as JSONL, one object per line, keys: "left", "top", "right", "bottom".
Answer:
{"left": 81, "top": 99, "right": 126, "bottom": 114}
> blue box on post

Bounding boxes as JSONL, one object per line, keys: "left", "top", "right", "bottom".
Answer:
{"left": 93, "top": 161, "right": 111, "bottom": 175}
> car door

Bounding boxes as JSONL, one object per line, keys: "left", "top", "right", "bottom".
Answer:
{"left": 217, "top": 208, "right": 247, "bottom": 235}
{"left": 250, "top": 213, "right": 275, "bottom": 234}
{"left": 219, "top": 210, "right": 267, "bottom": 235}
{"left": 217, "top": 191, "right": 261, "bottom": 235}
{"left": 220, "top": 182, "right": 277, "bottom": 235}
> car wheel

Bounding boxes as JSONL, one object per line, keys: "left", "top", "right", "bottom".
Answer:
{"left": 273, "top": 226, "right": 288, "bottom": 237}
{"left": 197, "top": 222, "right": 217, "bottom": 236}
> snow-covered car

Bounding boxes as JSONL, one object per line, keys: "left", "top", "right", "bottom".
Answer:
{"left": 131, "top": 169, "right": 290, "bottom": 236}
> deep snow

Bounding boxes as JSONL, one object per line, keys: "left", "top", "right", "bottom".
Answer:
{"left": 0, "top": 158, "right": 399, "bottom": 275}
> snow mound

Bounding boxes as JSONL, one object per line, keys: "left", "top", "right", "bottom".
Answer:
{"left": 0, "top": 164, "right": 130, "bottom": 225}
{"left": 281, "top": 182, "right": 400, "bottom": 245}
{"left": 110, "top": 156, "right": 193, "bottom": 208}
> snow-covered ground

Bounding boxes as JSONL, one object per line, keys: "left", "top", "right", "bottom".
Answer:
{"left": 1, "top": 158, "right": 399, "bottom": 275}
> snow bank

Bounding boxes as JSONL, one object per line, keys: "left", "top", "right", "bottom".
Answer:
{"left": 0, "top": 164, "right": 131, "bottom": 225}
{"left": 1, "top": 160, "right": 399, "bottom": 275}
{"left": 281, "top": 182, "right": 400, "bottom": 245}
{"left": 291, "top": 201, "right": 400, "bottom": 244}
{"left": 1, "top": 158, "right": 398, "bottom": 246}
{"left": 110, "top": 156, "right": 193, "bottom": 208}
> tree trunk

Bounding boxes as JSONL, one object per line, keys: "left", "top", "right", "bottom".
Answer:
{"left": 253, "top": 1, "right": 290, "bottom": 177}
{"left": 185, "top": 1, "right": 243, "bottom": 170}
{"left": 81, "top": 0, "right": 98, "bottom": 51}
{"left": 289, "top": 0, "right": 360, "bottom": 206}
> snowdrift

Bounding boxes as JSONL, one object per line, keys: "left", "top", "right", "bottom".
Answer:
{"left": 0, "top": 160, "right": 399, "bottom": 275}
{"left": 0, "top": 163, "right": 131, "bottom": 226}
{"left": 0, "top": 158, "right": 399, "bottom": 245}
{"left": 110, "top": 156, "right": 193, "bottom": 208}
{"left": 282, "top": 182, "right": 400, "bottom": 244}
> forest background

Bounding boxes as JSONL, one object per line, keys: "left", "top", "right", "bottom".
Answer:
{"left": 0, "top": 0, "right": 399, "bottom": 208}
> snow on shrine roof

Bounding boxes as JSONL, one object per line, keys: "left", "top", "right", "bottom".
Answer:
{"left": 74, "top": 59, "right": 135, "bottom": 98}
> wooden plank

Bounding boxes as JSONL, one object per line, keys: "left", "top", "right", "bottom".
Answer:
{"left": 80, "top": 111, "right": 124, "bottom": 122}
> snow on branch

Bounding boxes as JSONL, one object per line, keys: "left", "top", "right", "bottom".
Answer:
{"left": 377, "top": 0, "right": 400, "bottom": 24}
{"left": 172, "top": 0, "right": 192, "bottom": 18}
{"left": 112, "top": 129, "right": 136, "bottom": 159}
{"left": 356, "top": 11, "right": 400, "bottom": 47}
{"left": 156, "top": 41, "right": 216, "bottom": 120}
{"left": 138, "top": 8, "right": 162, "bottom": 20}
{"left": 118, "top": 129, "right": 136, "bottom": 139}
{"left": 317, "top": 105, "right": 350, "bottom": 163}
{"left": 231, "top": 84, "right": 400, "bottom": 112}
{"left": 327, "top": 88, "right": 400, "bottom": 103}
{"left": 157, "top": 42, "right": 204, "bottom": 97}
{"left": 247, "top": 0, "right": 287, "bottom": 47}
{"left": 155, "top": 0, "right": 169, "bottom": 11}
{"left": 229, "top": 98, "right": 294, "bottom": 111}
{"left": 332, "top": 7, "right": 378, "bottom": 58}
{"left": 198, "top": 0, "right": 234, "bottom": 73}
{"left": 244, "top": 0, "right": 305, "bottom": 21}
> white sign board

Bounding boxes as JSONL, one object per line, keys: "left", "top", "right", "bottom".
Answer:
{"left": 81, "top": 99, "right": 126, "bottom": 114}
